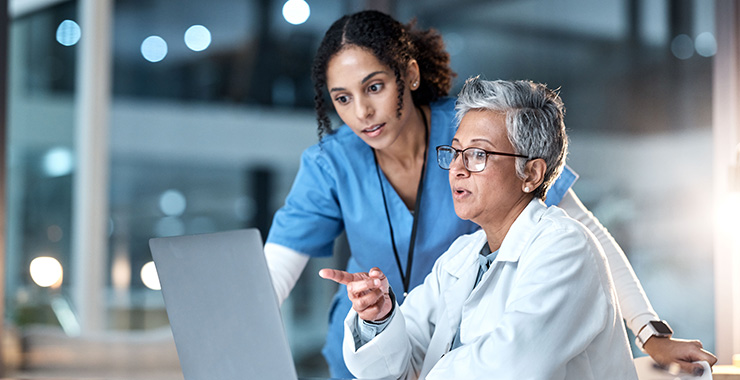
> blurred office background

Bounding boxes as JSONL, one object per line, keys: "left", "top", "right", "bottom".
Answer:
{"left": 2, "top": 0, "right": 739, "bottom": 378}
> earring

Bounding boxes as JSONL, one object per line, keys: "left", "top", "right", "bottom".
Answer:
{"left": 412, "top": 81, "right": 418, "bottom": 88}
{"left": 524, "top": 186, "right": 530, "bottom": 193}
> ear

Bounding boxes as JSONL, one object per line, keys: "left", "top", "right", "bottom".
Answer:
{"left": 522, "top": 158, "right": 546, "bottom": 194}
{"left": 406, "top": 59, "right": 420, "bottom": 91}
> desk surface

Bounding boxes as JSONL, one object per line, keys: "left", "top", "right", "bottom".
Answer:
{"left": 1, "top": 370, "right": 737, "bottom": 380}
{"left": 714, "top": 365, "right": 740, "bottom": 380}
{"left": 0, "top": 378, "right": 361, "bottom": 380}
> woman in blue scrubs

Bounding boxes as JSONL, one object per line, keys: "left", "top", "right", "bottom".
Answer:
{"left": 264, "top": 10, "right": 716, "bottom": 378}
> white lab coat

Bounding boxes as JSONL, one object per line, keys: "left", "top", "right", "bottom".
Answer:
{"left": 343, "top": 199, "right": 638, "bottom": 380}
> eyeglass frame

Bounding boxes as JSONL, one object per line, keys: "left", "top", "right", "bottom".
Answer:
{"left": 435, "top": 145, "right": 531, "bottom": 172}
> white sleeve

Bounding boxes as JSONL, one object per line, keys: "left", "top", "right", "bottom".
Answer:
{"left": 343, "top": 247, "right": 450, "bottom": 380}
{"left": 343, "top": 301, "right": 415, "bottom": 380}
{"left": 264, "top": 242, "right": 310, "bottom": 305}
{"left": 557, "top": 188, "right": 659, "bottom": 335}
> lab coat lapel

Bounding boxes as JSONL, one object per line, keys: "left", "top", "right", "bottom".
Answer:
{"left": 421, "top": 235, "right": 486, "bottom": 378}
{"left": 441, "top": 231, "right": 488, "bottom": 331}
{"left": 421, "top": 201, "right": 546, "bottom": 378}
{"left": 439, "top": 200, "right": 547, "bottom": 360}
{"left": 418, "top": 232, "right": 486, "bottom": 378}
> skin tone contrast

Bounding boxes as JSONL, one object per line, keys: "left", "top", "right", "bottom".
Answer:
{"left": 320, "top": 109, "right": 545, "bottom": 321}
{"left": 318, "top": 91, "right": 719, "bottom": 375}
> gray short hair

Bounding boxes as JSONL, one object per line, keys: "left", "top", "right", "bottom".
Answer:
{"left": 455, "top": 76, "right": 568, "bottom": 200}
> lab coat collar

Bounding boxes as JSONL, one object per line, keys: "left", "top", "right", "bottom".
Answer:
{"left": 442, "top": 198, "right": 548, "bottom": 279}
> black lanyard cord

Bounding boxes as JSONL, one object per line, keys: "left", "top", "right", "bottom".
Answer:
{"left": 373, "top": 106, "right": 429, "bottom": 296}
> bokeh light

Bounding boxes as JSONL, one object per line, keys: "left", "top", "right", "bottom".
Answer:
{"left": 140, "top": 261, "right": 161, "bottom": 290}
{"left": 47, "top": 225, "right": 63, "bottom": 242}
{"left": 282, "top": 0, "right": 310, "bottom": 25}
{"left": 111, "top": 253, "right": 132, "bottom": 290}
{"left": 184, "top": 25, "right": 212, "bottom": 52}
{"left": 30, "top": 257, "right": 63, "bottom": 288}
{"left": 43, "top": 147, "right": 74, "bottom": 177}
{"left": 56, "top": 20, "right": 81, "bottom": 46}
{"left": 141, "top": 36, "right": 168, "bottom": 63}
{"left": 695, "top": 32, "right": 717, "bottom": 57}
{"left": 159, "top": 189, "right": 187, "bottom": 216}
{"left": 670, "top": 34, "right": 694, "bottom": 60}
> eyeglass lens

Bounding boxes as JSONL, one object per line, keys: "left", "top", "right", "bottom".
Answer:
{"left": 436, "top": 146, "right": 487, "bottom": 172}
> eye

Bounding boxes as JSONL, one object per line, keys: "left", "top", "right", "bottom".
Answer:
{"left": 472, "top": 150, "right": 487, "bottom": 160}
{"left": 334, "top": 95, "right": 349, "bottom": 104}
{"left": 368, "top": 83, "right": 383, "bottom": 93}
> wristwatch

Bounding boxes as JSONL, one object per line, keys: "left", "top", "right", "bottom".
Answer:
{"left": 636, "top": 320, "right": 673, "bottom": 351}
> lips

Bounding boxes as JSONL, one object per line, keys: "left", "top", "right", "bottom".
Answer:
{"left": 362, "top": 123, "right": 385, "bottom": 137}
{"left": 452, "top": 185, "right": 471, "bottom": 200}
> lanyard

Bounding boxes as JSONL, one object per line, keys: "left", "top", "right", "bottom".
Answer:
{"left": 373, "top": 107, "right": 429, "bottom": 297}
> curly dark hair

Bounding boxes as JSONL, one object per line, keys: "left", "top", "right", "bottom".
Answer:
{"left": 311, "top": 10, "right": 455, "bottom": 139}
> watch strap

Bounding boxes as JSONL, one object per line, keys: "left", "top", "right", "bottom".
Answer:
{"left": 635, "top": 320, "right": 673, "bottom": 351}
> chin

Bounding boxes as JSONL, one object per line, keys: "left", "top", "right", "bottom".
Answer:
{"left": 361, "top": 135, "right": 392, "bottom": 151}
{"left": 453, "top": 205, "right": 477, "bottom": 222}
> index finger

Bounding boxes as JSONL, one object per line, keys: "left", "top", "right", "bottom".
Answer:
{"left": 319, "top": 268, "right": 363, "bottom": 285}
{"left": 697, "top": 348, "right": 718, "bottom": 366}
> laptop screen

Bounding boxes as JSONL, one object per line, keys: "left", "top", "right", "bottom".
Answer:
{"left": 150, "top": 229, "right": 298, "bottom": 380}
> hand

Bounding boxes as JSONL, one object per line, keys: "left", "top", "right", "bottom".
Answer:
{"left": 644, "top": 337, "right": 718, "bottom": 376}
{"left": 319, "top": 267, "right": 392, "bottom": 322}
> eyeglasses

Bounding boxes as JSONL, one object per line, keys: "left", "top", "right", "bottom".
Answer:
{"left": 436, "top": 145, "right": 529, "bottom": 172}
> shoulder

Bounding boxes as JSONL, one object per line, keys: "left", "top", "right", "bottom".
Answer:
{"left": 305, "top": 125, "right": 361, "bottom": 155}
{"left": 429, "top": 97, "right": 459, "bottom": 144}
{"left": 545, "top": 165, "right": 579, "bottom": 206}
{"left": 507, "top": 201, "right": 596, "bottom": 259}
{"left": 302, "top": 125, "right": 368, "bottom": 167}
{"left": 509, "top": 204, "right": 609, "bottom": 286}
{"left": 521, "top": 205, "right": 606, "bottom": 269}
{"left": 535, "top": 206, "right": 594, "bottom": 245}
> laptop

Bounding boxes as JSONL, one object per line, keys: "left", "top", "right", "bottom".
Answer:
{"left": 149, "top": 228, "right": 299, "bottom": 380}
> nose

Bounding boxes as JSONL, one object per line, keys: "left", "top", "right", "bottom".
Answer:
{"left": 448, "top": 152, "right": 469, "bottom": 177}
{"left": 354, "top": 97, "right": 373, "bottom": 120}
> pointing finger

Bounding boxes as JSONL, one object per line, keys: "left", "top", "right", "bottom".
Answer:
{"left": 319, "top": 268, "right": 365, "bottom": 285}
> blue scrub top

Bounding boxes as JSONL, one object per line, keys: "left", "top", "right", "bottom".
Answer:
{"left": 266, "top": 97, "right": 577, "bottom": 377}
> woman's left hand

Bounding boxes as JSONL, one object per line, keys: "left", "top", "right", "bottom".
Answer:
{"left": 644, "top": 337, "right": 718, "bottom": 376}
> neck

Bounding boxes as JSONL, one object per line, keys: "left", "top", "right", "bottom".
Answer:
{"left": 479, "top": 196, "right": 533, "bottom": 252}
{"left": 375, "top": 106, "right": 428, "bottom": 168}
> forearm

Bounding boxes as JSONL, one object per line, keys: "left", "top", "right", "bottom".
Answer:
{"left": 558, "top": 189, "right": 658, "bottom": 334}
{"left": 343, "top": 306, "right": 414, "bottom": 379}
{"left": 264, "top": 243, "right": 310, "bottom": 305}
{"left": 352, "top": 290, "right": 397, "bottom": 349}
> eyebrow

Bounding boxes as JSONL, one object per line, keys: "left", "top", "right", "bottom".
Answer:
{"left": 452, "top": 137, "right": 495, "bottom": 147}
{"left": 329, "top": 71, "right": 386, "bottom": 93}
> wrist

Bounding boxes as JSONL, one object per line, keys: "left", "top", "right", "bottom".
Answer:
{"left": 636, "top": 320, "right": 673, "bottom": 353}
{"left": 368, "top": 286, "right": 396, "bottom": 323}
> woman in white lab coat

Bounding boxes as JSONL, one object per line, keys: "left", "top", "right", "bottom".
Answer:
{"left": 320, "top": 77, "right": 639, "bottom": 379}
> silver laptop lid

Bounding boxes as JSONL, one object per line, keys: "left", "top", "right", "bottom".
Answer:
{"left": 150, "top": 228, "right": 298, "bottom": 380}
